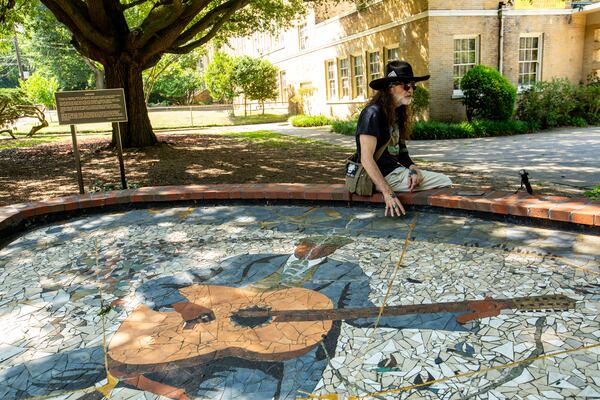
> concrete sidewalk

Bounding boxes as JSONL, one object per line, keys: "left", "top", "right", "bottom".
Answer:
{"left": 180, "top": 123, "right": 599, "bottom": 190}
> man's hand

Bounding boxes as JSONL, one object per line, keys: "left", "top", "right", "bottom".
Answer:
{"left": 384, "top": 192, "right": 405, "bottom": 217}
{"left": 407, "top": 167, "right": 423, "bottom": 192}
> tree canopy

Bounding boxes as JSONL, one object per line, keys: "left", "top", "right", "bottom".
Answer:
{"left": 2, "top": 0, "right": 311, "bottom": 147}
{"left": 233, "top": 55, "right": 278, "bottom": 114}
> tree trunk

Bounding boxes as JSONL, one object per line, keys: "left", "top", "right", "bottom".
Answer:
{"left": 95, "top": 70, "right": 105, "bottom": 90}
{"left": 83, "top": 58, "right": 105, "bottom": 89}
{"left": 104, "top": 58, "right": 158, "bottom": 148}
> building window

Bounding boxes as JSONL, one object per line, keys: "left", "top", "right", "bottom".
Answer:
{"left": 386, "top": 47, "right": 399, "bottom": 63}
{"left": 594, "top": 49, "right": 600, "bottom": 63}
{"left": 280, "top": 71, "right": 287, "bottom": 102}
{"left": 368, "top": 51, "right": 382, "bottom": 81}
{"left": 595, "top": 29, "right": 600, "bottom": 42}
{"left": 273, "top": 30, "right": 283, "bottom": 49}
{"left": 339, "top": 58, "right": 350, "bottom": 98}
{"left": 353, "top": 55, "right": 365, "bottom": 99}
{"left": 518, "top": 36, "right": 542, "bottom": 88}
{"left": 453, "top": 37, "right": 479, "bottom": 93}
{"left": 299, "top": 23, "right": 308, "bottom": 50}
{"left": 326, "top": 60, "right": 337, "bottom": 99}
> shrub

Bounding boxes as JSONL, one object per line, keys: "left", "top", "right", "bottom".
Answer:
{"left": 331, "top": 119, "right": 358, "bottom": 136}
{"left": 0, "top": 88, "right": 48, "bottom": 137}
{"left": 461, "top": 65, "right": 517, "bottom": 121}
{"left": 19, "top": 72, "right": 58, "bottom": 109}
{"left": 572, "top": 82, "right": 600, "bottom": 125}
{"left": 412, "top": 86, "right": 430, "bottom": 119}
{"left": 584, "top": 185, "right": 600, "bottom": 201}
{"left": 516, "top": 79, "right": 585, "bottom": 129}
{"left": 289, "top": 114, "right": 332, "bottom": 127}
{"left": 411, "top": 119, "right": 532, "bottom": 140}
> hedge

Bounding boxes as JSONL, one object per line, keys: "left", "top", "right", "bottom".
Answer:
{"left": 331, "top": 119, "right": 533, "bottom": 139}
{"left": 289, "top": 114, "right": 333, "bottom": 127}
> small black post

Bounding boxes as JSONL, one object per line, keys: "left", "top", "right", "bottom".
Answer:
{"left": 70, "top": 125, "right": 85, "bottom": 194}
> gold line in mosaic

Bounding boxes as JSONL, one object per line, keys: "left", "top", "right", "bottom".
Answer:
{"left": 297, "top": 342, "right": 600, "bottom": 400}
{"left": 372, "top": 216, "right": 417, "bottom": 331}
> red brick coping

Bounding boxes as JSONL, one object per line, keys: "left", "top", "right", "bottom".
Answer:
{"left": 0, "top": 184, "right": 599, "bottom": 233}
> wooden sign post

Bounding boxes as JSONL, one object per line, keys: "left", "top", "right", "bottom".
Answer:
{"left": 55, "top": 89, "right": 128, "bottom": 194}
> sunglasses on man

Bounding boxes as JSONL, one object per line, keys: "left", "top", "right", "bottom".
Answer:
{"left": 390, "top": 81, "right": 417, "bottom": 90}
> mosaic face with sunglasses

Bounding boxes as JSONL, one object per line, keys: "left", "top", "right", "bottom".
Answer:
{"left": 355, "top": 60, "right": 452, "bottom": 217}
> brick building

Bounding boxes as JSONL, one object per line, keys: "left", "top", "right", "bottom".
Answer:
{"left": 226, "top": 0, "right": 600, "bottom": 121}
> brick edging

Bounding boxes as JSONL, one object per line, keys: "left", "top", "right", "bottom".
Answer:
{"left": 0, "top": 184, "right": 598, "bottom": 233}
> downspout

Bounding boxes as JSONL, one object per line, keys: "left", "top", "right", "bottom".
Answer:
{"left": 498, "top": 2, "right": 505, "bottom": 74}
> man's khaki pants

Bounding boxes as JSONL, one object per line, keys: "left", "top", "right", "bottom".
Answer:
{"left": 384, "top": 166, "right": 452, "bottom": 192}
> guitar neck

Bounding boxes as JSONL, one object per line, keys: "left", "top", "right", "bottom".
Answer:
{"left": 257, "top": 298, "right": 513, "bottom": 322}
{"left": 238, "top": 294, "right": 575, "bottom": 323}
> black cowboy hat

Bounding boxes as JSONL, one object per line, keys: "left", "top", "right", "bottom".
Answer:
{"left": 369, "top": 60, "right": 430, "bottom": 91}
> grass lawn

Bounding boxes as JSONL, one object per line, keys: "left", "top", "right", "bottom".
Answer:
{"left": 13, "top": 110, "right": 289, "bottom": 135}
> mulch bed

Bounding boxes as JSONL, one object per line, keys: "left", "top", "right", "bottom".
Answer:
{"left": 0, "top": 133, "right": 581, "bottom": 206}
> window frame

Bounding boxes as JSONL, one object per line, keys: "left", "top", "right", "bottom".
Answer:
{"left": 452, "top": 35, "right": 480, "bottom": 98}
{"left": 384, "top": 45, "right": 400, "bottom": 64}
{"left": 280, "top": 70, "right": 288, "bottom": 103}
{"left": 368, "top": 50, "right": 382, "bottom": 96}
{"left": 352, "top": 53, "right": 366, "bottom": 100}
{"left": 518, "top": 33, "right": 543, "bottom": 91}
{"left": 325, "top": 60, "right": 338, "bottom": 100}
{"left": 298, "top": 23, "right": 308, "bottom": 51}
{"left": 338, "top": 57, "right": 351, "bottom": 99}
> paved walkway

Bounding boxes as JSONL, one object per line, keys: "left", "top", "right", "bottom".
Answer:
{"left": 179, "top": 123, "right": 600, "bottom": 190}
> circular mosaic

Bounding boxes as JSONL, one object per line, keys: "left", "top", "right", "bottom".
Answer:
{"left": 0, "top": 205, "right": 599, "bottom": 399}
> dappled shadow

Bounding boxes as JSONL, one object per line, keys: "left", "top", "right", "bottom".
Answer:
{"left": 0, "top": 134, "right": 350, "bottom": 205}
{"left": 409, "top": 127, "right": 600, "bottom": 189}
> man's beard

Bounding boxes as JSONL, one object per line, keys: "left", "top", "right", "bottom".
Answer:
{"left": 393, "top": 93, "right": 412, "bottom": 106}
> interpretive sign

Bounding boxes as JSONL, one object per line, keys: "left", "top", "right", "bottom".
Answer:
{"left": 55, "top": 89, "right": 128, "bottom": 125}
{"left": 54, "top": 89, "right": 129, "bottom": 193}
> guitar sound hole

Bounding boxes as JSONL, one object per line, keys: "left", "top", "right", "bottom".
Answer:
{"left": 231, "top": 306, "right": 272, "bottom": 328}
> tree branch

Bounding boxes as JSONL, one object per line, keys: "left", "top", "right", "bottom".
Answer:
{"left": 120, "top": 0, "right": 152, "bottom": 10}
{"left": 167, "top": 2, "right": 245, "bottom": 55}
{"left": 87, "top": 0, "right": 113, "bottom": 33}
{"left": 173, "top": 0, "right": 243, "bottom": 47}
{"left": 41, "top": 0, "right": 116, "bottom": 51}
{"left": 130, "top": 0, "right": 189, "bottom": 49}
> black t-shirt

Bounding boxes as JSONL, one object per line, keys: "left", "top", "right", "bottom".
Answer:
{"left": 355, "top": 103, "right": 414, "bottom": 177}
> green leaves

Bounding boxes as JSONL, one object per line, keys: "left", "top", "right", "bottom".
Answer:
{"left": 232, "top": 55, "right": 278, "bottom": 104}
{"left": 461, "top": 65, "right": 517, "bottom": 122}
{"left": 203, "top": 51, "right": 237, "bottom": 103}
{"left": 19, "top": 71, "right": 57, "bottom": 108}
{"left": 0, "top": 87, "right": 30, "bottom": 130}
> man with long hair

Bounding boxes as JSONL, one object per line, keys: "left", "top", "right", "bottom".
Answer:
{"left": 356, "top": 60, "right": 452, "bottom": 217}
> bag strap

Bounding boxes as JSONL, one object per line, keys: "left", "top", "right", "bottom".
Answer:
{"left": 373, "top": 137, "right": 391, "bottom": 161}
{"left": 351, "top": 137, "right": 391, "bottom": 163}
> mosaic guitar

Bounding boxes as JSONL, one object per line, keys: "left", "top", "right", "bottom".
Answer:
{"left": 0, "top": 236, "right": 575, "bottom": 399}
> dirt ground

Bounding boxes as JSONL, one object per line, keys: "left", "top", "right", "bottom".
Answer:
{"left": 0, "top": 133, "right": 581, "bottom": 206}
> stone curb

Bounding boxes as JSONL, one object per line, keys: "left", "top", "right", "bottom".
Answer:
{"left": 0, "top": 184, "right": 598, "bottom": 233}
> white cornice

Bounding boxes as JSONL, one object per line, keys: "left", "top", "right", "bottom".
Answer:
{"left": 428, "top": 10, "right": 498, "bottom": 17}
{"left": 503, "top": 8, "right": 573, "bottom": 16}
{"left": 428, "top": 9, "right": 573, "bottom": 17}
{"left": 576, "top": 2, "right": 600, "bottom": 14}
